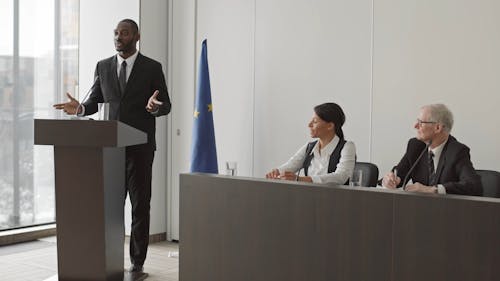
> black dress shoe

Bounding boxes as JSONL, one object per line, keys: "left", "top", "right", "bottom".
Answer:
{"left": 129, "top": 264, "right": 144, "bottom": 272}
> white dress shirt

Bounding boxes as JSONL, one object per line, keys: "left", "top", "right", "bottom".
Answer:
{"left": 116, "top": 50, "right": 139, "bottom": 83}
{"left": 278, "top": 135, "right": 356, "bottom": 185}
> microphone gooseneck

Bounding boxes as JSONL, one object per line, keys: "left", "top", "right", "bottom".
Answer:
{"left": 75, "top": 76, "right": 99, "bottom": 116}
{"left": 295, "top": 167, "right": 303, "bottom": 181}
{"left": 401, "top": 140, "right": 432, "bottom": 189}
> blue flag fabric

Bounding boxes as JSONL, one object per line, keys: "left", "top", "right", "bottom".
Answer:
{"left": 190, "top": 39, "right": 218, "bottom": 173}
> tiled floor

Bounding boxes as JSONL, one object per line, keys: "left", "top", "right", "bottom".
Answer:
{"left": 0, "top": 236, "right": 179, "bottom": 281}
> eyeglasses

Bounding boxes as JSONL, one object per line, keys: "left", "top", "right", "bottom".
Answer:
{"left": 416, "top": 119, "right": 437, "bottom": 126}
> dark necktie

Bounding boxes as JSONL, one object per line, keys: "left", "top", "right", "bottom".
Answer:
{"left": 119, "top": 61, "right": 127, "bottom": 94}
{"left": 428, "top": 150, "right": 435, "bottom": 185}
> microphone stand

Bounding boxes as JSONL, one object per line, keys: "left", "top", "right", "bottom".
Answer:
{"left": 74, "top": 76, "right": 99, "bottom": 117}
{"left": 401, "top": 140, "right": 432, "bottom": 189}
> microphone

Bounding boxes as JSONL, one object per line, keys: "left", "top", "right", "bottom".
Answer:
{"left": 295, "top": 167, "right": 303, "bottom": 181}
{"left": 401, "top": 140, "right": 432, "bottom": 188}
{"left": 75, "top": 76, "right": 99, "bottom": 116}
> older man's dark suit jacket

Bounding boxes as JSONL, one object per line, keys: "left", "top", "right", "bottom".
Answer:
{"left": 83, "top": 53, "right": 171, "bottom": 149}
{"left": 394, "top": 136, "right": 482, "bottom": 196}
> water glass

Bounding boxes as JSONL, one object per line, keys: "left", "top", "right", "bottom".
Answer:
{"left": 98, "top": 103, "right": 110, "bottom": 120}
{"left": 225, "top": 161, "right": 237, "bottom": 176}
{"left": 350, "top": 170, "right": 363, "bottom": 187}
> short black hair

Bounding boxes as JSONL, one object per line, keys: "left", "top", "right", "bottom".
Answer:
{"left": 119, "top": 19, "right": 139, "bottom": 34}
{"left": 314, "top": 102, "right": 346, "bottom": 140}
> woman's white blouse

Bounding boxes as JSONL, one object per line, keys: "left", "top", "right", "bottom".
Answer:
{"left": 278, "top": 135, "right": 356, "bottom": 184}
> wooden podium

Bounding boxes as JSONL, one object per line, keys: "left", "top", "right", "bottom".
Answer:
{"left": 35, "top": 119, "right": 147, "bottom": 281}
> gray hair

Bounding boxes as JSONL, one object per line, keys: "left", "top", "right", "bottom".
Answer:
{"left": 423, "top": 104, "right": 454, "bottom": 133}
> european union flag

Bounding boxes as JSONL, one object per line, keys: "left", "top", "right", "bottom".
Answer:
{"left": 190, "top": 39, "right": 218, "bottom": 173}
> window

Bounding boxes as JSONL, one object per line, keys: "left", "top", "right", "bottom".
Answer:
{"left": 0, "top": 0, "right": 79, "bottom": 231}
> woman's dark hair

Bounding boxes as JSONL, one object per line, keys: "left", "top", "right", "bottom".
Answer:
{"left": 314, "top": 102, "right": 346, "bottom": 140}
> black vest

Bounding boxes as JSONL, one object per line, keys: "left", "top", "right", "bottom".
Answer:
{"left": 302, "top": 139, "right": 348, "bottom": 184}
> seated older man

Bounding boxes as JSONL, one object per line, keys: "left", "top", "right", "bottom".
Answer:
{"left": 381, "top": 104, "right": 482, "bottom": 196}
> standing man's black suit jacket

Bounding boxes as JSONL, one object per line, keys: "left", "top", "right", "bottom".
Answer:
{"left": 83, "top": 53, "right": 171, "bottom": 149}
{"left": 394, "top": 136, "right": 482, "bottom": 196}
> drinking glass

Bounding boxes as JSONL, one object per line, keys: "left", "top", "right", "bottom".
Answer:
{"left": 350, "top": 170, "right": 363, "bottom": 187}
{"left": 225, "top": 161, "right": 237, "bottom": 176}
{"left": 98, "top": 103, "right": 110, "bottom": 120}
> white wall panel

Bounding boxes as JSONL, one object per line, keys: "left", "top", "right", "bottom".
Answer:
{"left": 169, "top": 0, "right": 197, "bottom": 240}
{"left": 372, "top": 0, "right": 500, "bottom": 174}
{"left": 253, "top": 0, "right": 373, "bottom": 176}
{"left": 140, "top": 0, "right": 168, "bottom": 237}
{"left": 196, "top": 0, "right": 255, "bottom": 176}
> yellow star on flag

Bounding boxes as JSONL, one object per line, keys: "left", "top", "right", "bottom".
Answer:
{"left": 207, "top": 103, "right": 213, "bottom": 112}
{"left": 194, "top": 109, "right": 200, "bottom": 118}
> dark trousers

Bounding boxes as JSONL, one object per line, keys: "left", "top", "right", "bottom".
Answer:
{"left": 125, "top": 144, "right": 155, "bottom": 266}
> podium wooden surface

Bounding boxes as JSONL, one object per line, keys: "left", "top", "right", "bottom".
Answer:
{"left": 180, "top": 174, "right": 500, "bottom": 281}
{"left": 35, "top": 119, "right": 147, "bottom": 281}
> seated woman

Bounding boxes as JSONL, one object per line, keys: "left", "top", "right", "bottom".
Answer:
{"left": 266, "top": 102, "right": 356, "bottom": 184}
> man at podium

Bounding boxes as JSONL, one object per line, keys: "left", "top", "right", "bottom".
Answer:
{"left": 53, "top": 19, "right": 171, "bottom": 273}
